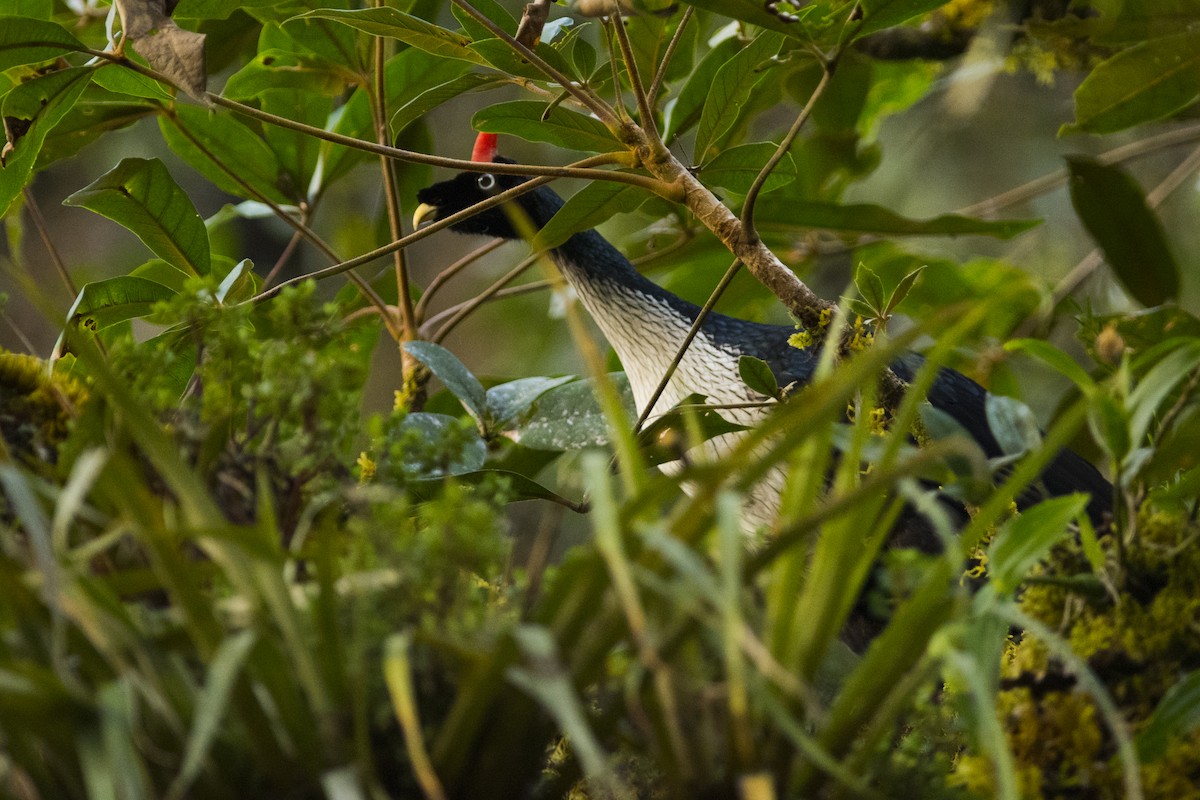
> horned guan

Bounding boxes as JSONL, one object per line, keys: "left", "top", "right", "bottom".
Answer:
{"left": 413, "top": 133, "right": 1112, "bottom": 531}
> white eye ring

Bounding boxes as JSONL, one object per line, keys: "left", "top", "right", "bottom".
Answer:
{"left": 476, "top": 173, "right": 497, "bottom": 192}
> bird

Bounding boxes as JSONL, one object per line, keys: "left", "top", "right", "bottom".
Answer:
{"left": 413, "top": 132, "right": 1113, "bottom": 533}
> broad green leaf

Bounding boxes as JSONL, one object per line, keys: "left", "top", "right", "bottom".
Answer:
{"left": 1004, "top": 340, "right": 1096, "bottom": 392}
{"left": 36, "top": 93, "right": 157, "bottom": 171}
{"left": 468, "top": 38, "right": 576, "bottom": 83}
{"left": 93, "top": 63, "right": 174, "bottom": 101}
{"left": 1137, "top": 669, "right": 1200, "bottom": 762}
{"left": 174, "top": 0, "right": 280, "bottom": 20}
{"left": 698, "top": 142, "right": 797, "bottom": 194}
{"left": 854, "top": 263, "right": 886, "bottom": 311}
{"left": 665, "top": 38, "right": 740, "bottom": 143}
{"left": 261, "top": 89, "right": 332, "bottom": 196}
{"left": 394, "top": 413, "right": 487, "bottom": 477}
{"left": 391, "top": 73, "right": 503, "bottom": 137}
{"left": 403, "top": 341, "right": 488, "bottom": 427}
{"left": 678, "top": 0, "right": 814, "bottom": 37}
{"left": 1064, "top": 30, "right": 1200, "bottom": 134}
{"left": 64, "top": 157, "right": 211, "bottom": 276}
{"left": 515, "top": 373, "right": 633, "bottom": 451}
{"left": 159, "top": 105, "right": 290, "bottom": 204}
{"left": 988, "top": 495, "right": 1089, "bottom": 593}
{"left": 473, "top": 101, "right": 618, "bottom": 153}
{"left": 63, "top": 276, "right": 177, "bottom": 333}
{"left": 534, "top": 181, "right": 652, "bottom": 249}
{"left": 855, "top": 0, "right": 952, "bottom": 39}
{"left": 1127, "top": 340, "right": 1200, "bottom": 449}
{"left": 0, "top": 16, "right": 84, "bottom": 71}
{"left": 738, "top": 355, "right": 780, "bottom": 398}
{"left": 451, "top": 0, "right": 516, "bottom": 41}
{"left": 130, "top": 259, "right": 191, "bottom": 294}
{"left": 755, "top": 199, "right": 1038, "bottom": 238}
{"left": 414, "top": 469, "right": 582, "bottom": 510}
{"left": 293, "top": 8, "right": 484, "bottom": 64}
{"left": 0, "top": 67, "right": 92, "bottom": 216}
{"left": 486, "top": 375, "right": 577, "bottom": 429}
{"left": 985, "top": 395, "right": 1042, "bottom": 457}
{"left": 223, "top": 49, "right": 351, "bottom": 98}
{"left": 1067, "top": 157, "right": 1179, "bottom": 307}
{"left": 695, "top": 31, "right": 784, "bottom": 161}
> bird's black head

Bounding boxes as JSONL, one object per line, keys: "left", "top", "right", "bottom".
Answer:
{"left": 414, "top": 156, "right": 564, "bottom": 240}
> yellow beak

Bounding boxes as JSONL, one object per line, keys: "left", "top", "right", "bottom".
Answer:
{"left": 412, "top": 203, "right": 439, "bottom": 229}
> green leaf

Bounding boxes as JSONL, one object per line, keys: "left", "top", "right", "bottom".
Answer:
{"left": 1004, "top": 339, "right": 1096, "bottom": 393}
{"left": 988, "top": 494, "right": 1089, "bottom": 593}
{"left": 1137, "top": 669, "right": 1200, "bottom": 762}
{"left": 451, "top": 0, "right": 516, "bottom": 41}
{"left": 223, "top": 49, "right": 351, "bottom": 98}
{"left": 695, "top": 31, "right": 783, "bottom": 161}
{"left": 486, "top": 375, "right": 576, "bottom": 429}
{"left": 854, "top": 263, "right": 886, "bottom": 311}
{"left": 1088, "top": 393, "right": 1131, "bottom": 463}
{"left": 738, "top": 355, "right": 780, "bottom": 399}
{"left": 473, "top": 101, "right": 618, "bottom": 154}
{"left": 167, "top": 631, "right": 257, "bottom": 800}
{"left": 678, "top": 1, "right": 814, "bottom": 37}
{"left": 665, "top": 36, "right": 739, "bottom": 143}
{"left": 1066, "top": 157, "right": 1179, "bottom": 307}
{"left": 1064, "top": 30, "right": 1200, "bottom": 135}
{"left": 62, "top": 276, "right": 178, "bottom": 333}
{"left": 36, "top": 93, "right": 157, "bottom": 171}
{"left": 884, "top": 266, "right": 924, "bottom": 315}
{"left": 159, "top": 105, "right": 290, "bottom": 204}
{"left": 0, "top": 16, "right": 84, "bottom": 71}
{"left": 292, "top": 8, "right": 484, "bottom": 64}
{"left": 698, "top": 142, "right": 797, "bottom": 194}
{"left": 0, "top": 67, "right": 92, "bottom": 216}
{"left": 468, "top": 38, "right": 576, "bottom": 83}
{"left": 755, "top": 199, "right": 1038, "bottom": 238}
{"left": 391, "top": 73, "right": 503, "bottom": 137}
{"left": 635, "top": 394, "right": 748, "bottom": 467}
{"left": 130, "top": 258, "right": 192, "bottom": 294}
{"left": 415, "top": 469, "right": 583, "bottom": 511}
{"left": 985, "top": 395, "right": 1043, "bottom": 456}
{"left": 395, "top": 413, "right": 487, "bottom": 477}
{"left": 64, "top": 157, "right": 211, "bottom": 276}
{"left": 403, "top": 341, "right": 488, "bottom": 427}
{"left": 534, "top": 181, "right": 652, "bottom": 249}
{"left": 514, "top": 374, "right": 633, "bottom": 451}
{"left": 1126, "top": 340, "right": 1200, "bottom": 449}
{"left": 93, "top": 63, "right": 174, "bottom": 101}
{"left": 855, "top": 0, "right": 951, "bottom": 39}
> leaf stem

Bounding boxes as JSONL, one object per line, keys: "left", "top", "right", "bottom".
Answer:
{"left": 633, "top": 259, "right": 743, "bottom": 434}
{"left": 609, "top": 5, "right": 658, "bottom": 142}
{"left": 450, "top": 0, "right": 621, "bottom": 128}
{"left": 646, "top": 6, "right": 694, "bottom": 112}
{"left": 741, "top": 56, "right": 836, "bottom": 246}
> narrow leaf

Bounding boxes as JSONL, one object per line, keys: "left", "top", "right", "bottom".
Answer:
{"left": 855, "top": 0, "right": 951, "bottom": 39}
{"left": 988, "top": 495, "right": 1089, "bottom": 593}
{"left": 534, "top": 181, "right": 651, "bottom": 249}
{"left": 0, "top": 16, "right": 85, "bottom": 70}
{"left": 0, "top": 67, "right": 92, "bottom": 216}
{"left": 473, "top": 100, "right": 618, "bottom": 153}
{"left": 292, "top": 8, "right": 484, "bottom": 64}
{"left": 1064, "top": 30, "right": 1200, "bottom": 135}
{"left": 64, "top": 157, "right": 211, "bottom": 275}
{"left": 665, "top": 36, "right": 740, "bottom": 142}
{"left": 1137, "top": 669, "right": 1200, "bottom": 762}
{"left": 695, "top": 31, "right": 783, "bottom": 161}
{"left": 755, "top": 199, "right": 1038, "bottom": 238}
{"left": 63, "top": 276, "right": 177, "bottom": 332}
{"left": 699, "top": 142, "right": 797, "bottom": 194}
{"left": 738, "top": 355, "right": 780, "bottom": 398}
{"left": 391, "top": 73, "right": 503, "bottom": 136}
{"left": 1067, "top": 157, "right": 1179, "bottom": 307}
{"left": 1004, "top": 339, "right": 1096, "bottom": 392}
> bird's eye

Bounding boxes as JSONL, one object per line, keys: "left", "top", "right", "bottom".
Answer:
{"left": 476, "top": 173, "right": 497, "bottom": 192}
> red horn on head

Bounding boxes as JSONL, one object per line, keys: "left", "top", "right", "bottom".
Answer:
{"left": 471, "top": 132, "right": 498, "bottom": 163}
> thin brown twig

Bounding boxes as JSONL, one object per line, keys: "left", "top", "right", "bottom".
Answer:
{"left": 610, "top": 5, "right": 658, "bottom": 141}
{"left": 646, "top": 6, "right": 694, "bottom": 111}
{"left": 741, "top": 58, "right": 835, "bottom": 245}
{"left": 450, "top": 0, "right": 621, "bottom": 128}
{"left": 429, "top": 252, "right": 542, "bottom": 342}
{"left": 262, "top": 228, "right": 305, "bottom": 290}
{"left": 163, "top": 109, "right": 400, "bottom": 338}
{"left": 413, "top": 238, "right": 505, "bottom": 324}
{"left": 22, "top": 188, "right": 76, "bottom": 298}
{"left": 634, "top": 259, "right": 743, "bottom": 433}
{"left": 370, "top": 7, "right": 417, "bottom": 346}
